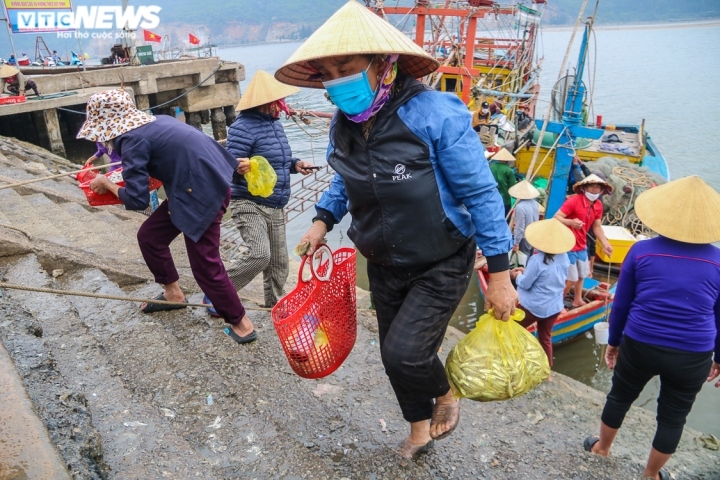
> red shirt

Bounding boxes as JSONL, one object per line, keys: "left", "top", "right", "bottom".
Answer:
{"left": 559, "top": 194, "right": 603, "bottom": 251}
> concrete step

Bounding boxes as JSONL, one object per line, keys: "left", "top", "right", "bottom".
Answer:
{"left": 0, "top": 190, "right": 66, "bottom": 242}
{"left": 0, "top": 341, "right": 70, "bottom": 480}
{"left": 2, "top": 255, "right": 218, "bottom": 479}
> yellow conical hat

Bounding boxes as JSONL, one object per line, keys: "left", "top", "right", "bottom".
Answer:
{"left": 275, "top": 0, "right": 439, "bottom": 88}
{"left": 509, "top": 180, "right": 540, "bottom": 200}
{"left": 236, "top": 70, "right": 300, "bottom": 111}
{"left": 524, "top": 219, "right": 576, "bottom": 254}
{"left": 490, "top": 147, "right": 515, "bottom": 162}
{"left": 634, "top": 176, "right": 720, "bottom": 244}
{"left": 0, "top": 64, "right": 19, "bottom": 78}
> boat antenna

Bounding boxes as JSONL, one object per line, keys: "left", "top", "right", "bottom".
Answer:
{"left": 525, "top": 0, "right": 591, "bottom": 180}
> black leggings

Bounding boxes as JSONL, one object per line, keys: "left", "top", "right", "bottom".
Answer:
{"left": 601, "top": 335, "right": 712, "bottom": 454}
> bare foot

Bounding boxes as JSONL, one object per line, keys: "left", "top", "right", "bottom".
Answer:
{"left": 572, "top": 298, "right": 588, "bottom": 307}
{"left": 430, "top": 390, "right": 460, "bottom": 440}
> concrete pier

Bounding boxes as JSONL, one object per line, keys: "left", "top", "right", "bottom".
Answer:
{"left": 0, "top": 58, "right": 244, "bottom": 159}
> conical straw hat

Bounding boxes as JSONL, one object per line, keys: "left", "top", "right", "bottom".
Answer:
{"left": 490, "top": 147, "right": 515, "bottom": 162}
{"left": 509, "top": 180, "right": 540, "bottom": 200}
{"left": 572, "top": 173, "right": 614, "bottom": 194}
{"left": 236, "top": 70, "right": 300, "bottom": 111}
{"left": 524, "top": 219, "right": 576, "bottom": 254}
{"left": 634, "top": 176, "right": 720, "bottom": 244}
{"left": 0, "top": 64, "right": 19, "bottom": 78}
{"left": 275, "top": 0, "right": 439, "bottom": 88}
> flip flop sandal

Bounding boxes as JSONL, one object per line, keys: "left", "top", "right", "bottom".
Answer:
{"left": 430, "top": 400, "right": 460, "bottom": 441}
{"left": 141, "top": 293, "right": 188, "bottom": 314}
{"left": 583, "top": 435, "right": 600, "bottom": 453}
{"left": 202, "top": 294, "right": 220, "bottom": 318}
{"left": 223, "top": 326, "right": 257, "bottom": 345}
{"left": 393, "top": 438, "right": 435, "bottom": 460}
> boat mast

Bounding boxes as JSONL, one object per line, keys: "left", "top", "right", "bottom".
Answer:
{"left": 543, "top": 0, "right": 603, "bottom": 218}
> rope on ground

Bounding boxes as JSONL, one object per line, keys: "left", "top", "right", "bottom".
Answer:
{"left": 0, "top": 282, "right": 271, "bottom": 311}
{"left": 0, "top": 282, "right": 379, "bottom": 314}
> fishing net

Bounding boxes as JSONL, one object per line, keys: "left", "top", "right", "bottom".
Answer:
{"left": 445, "top": 309, "right": 550, "bottom": 402}
{"left": 587, "top": 157, "right": 666, "bottom": 237}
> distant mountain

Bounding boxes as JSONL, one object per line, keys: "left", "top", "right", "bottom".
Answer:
{"left": 4, "top": 0, "right": 719, "bottom": 61}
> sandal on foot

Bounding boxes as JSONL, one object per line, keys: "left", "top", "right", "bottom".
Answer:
{"left": 202, "top": 294, "right": 220, "bottom": 317}
{"left": 658, "top": 470, "right": 670, "bottom": 480}
{"left": 223, "top": 326, "right": 257, "bottom": 345}
{"left": 393, "top": 438, "right": 434, "bottom": 460}
{"left": 430, "top": 400, "right": 460, "bottom": 441}
{"left": 141, "top": 293, "right": 188, "bottom": 313}
{"left": 583, "top": 435, "right": 600, "bottom": 453}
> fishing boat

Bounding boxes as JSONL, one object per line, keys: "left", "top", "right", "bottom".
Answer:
{"left": 363, "top": 0, "right": 668, "bottom": 343}
{"left": 368, "top": 0, "right": 544, "bottom": 145}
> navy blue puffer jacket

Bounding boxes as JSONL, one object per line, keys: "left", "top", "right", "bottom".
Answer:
{"left": 226, "top": 109, "right": 299, "bottom": 208}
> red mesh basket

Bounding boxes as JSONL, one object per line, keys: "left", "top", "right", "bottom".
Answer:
{"left": 77, "top": 166, "right": 162, "bottom": 207}
{"left": 272, "top": 245, "right": 357, "bottom": 379}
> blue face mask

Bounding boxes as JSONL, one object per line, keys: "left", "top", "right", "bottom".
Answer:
{"left": 322, "top": 60, "right": 377, "bottom": 116}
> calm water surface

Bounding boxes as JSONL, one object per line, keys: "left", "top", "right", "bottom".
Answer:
{"left": 218, "top": 24, "right": 720, "bottom": 436}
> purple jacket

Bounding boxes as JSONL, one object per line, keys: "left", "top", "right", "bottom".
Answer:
{"left": 94, "top": 143, "right": 122, "bottom": 171}
{"left": 609, "top": 236, "right": 720, "bottom": 362}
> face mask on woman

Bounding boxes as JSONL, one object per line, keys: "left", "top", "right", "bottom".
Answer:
{"left": 322, "top": 59, "right": 377, "bottom": 115}
{"left": 585, "top": 191, "right": 600, "bottom": 202}
{"left": 481, "top": 108, "right": 489, "bottom": 114}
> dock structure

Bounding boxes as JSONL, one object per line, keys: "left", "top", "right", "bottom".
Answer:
{"left": 0, "top": 58, "right": 244, "bottom": 159}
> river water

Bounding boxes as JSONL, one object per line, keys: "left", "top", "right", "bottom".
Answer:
{"left": 219, "top": 23, "right": 720, "bottom": 436}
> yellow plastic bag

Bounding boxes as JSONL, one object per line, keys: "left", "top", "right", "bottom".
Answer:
{"left": 245, "top": 156, "right": 277, "bottom": 198}
{"left": 445, "top": 309, "right": 550, "bottom": 402}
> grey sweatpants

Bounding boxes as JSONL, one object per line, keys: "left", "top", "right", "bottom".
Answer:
{"left": 226, "top": 199, "right": 288, "bottom": 307}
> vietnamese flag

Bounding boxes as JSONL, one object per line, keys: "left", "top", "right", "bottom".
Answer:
{"left": 189, "top": 33, "right": 200, "bottom": 45}
{"left": 143, "top": 30, "right": 162, "bottom": 43}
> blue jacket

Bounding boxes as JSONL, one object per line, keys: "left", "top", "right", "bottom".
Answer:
{"left": 516, "top": 252, "right": 569, "bottom": 318}
{"left": 226, "top": 110, "right": 299, "bottom": 208}
{"left": 315, "top": 76, "right": 512, "bottom": 270}
{"left": 115, "top": 115, "right": 236, "bottom": 242}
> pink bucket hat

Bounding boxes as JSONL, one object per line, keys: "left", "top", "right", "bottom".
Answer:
{"left": 76, "top": 89, "right": 155, "bottom": 142}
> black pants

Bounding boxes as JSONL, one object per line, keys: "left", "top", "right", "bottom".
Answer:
{"left": 368, "top": 239, "right": 475, "bottom": 423}
{"left": 601, "top": 335, "right": 712, "bottom": 454}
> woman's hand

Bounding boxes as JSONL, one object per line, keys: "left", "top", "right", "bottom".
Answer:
{"left": 509, "top": 267, "right": 524, "bottom": 280}
{"left": 84, "top": 155, "right": 97, "bottom": 168}
{"left": 485, "top": 270, "right": 518, "bottom": 321}
{"left": 296, "top": 221, "right": 328, "bottom": 257}
{"left": 236, "top": 158, "right": 250, "bottom": 175}
{"left": 605, "top": 345, "right": 619, "bottom": 369}
{"left": 708, "top": 361, "right": 720, "bottom": 388}
{"left": 295, "top": 161, "right": 318, "bottom": 175}
{"left": 89, "top": 175, "right": 112, "bottom": 194}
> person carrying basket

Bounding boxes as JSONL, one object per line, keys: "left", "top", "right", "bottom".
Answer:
{"left": 77, "top": 89, "right": 256, "bottom": 345}
{"left": 276, "top": 1, "right": 515, "bottom": 460}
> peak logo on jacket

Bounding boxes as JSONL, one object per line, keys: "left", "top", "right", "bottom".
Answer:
{"left": 392, "top": 164, "right": 412, "bottom": 182}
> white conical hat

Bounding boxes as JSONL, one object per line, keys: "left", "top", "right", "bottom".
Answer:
{"left": 0, "top": 64, "right": 19, "bottom": 78}
{"left": 489, "top": 147, "right": 515, "bottom": 162}
{"left": 634, "top": 175, "right": 720, "bottom": 244}
{"left": 524, "top": 219, "right": 576, "bottom": 254}
{"left": 275, "top": 0, "right": 439, "bottom": 88}
{"left": 509, "top": 180, "right": 540, "bottom": 200}
{"left": 236, "top": 70, "right": 300, "bottom": 111}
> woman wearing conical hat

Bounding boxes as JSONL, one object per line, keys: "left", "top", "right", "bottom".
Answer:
{"left": 585, "top": 176, "right": 720, "bottom": 480}
{"left": 278, "top": 1, "right": 514, "bottom": 459}
{"left": 509, "top": 179, "right": 540, "bottom": 266}
{"left": 513, "top": 219, "right": 574, "bottom": 367}
{"left": 201, "top": 70, "right": 318, "bottom": 320}
{"left": 0, "top": 63, "right": 40, "bottom": 97}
